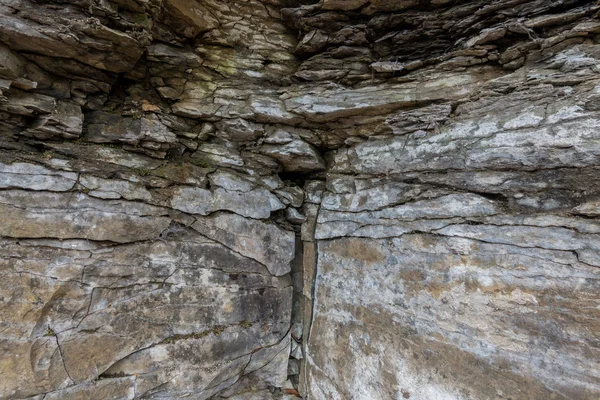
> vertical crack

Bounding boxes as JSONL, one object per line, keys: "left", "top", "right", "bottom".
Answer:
{"left": 299, "top": 199, "right": 322, "bottom": 399}
{"left": 53, "top": 335, "right": 74, "bottom": 385}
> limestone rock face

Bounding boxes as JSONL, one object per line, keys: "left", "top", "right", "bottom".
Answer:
{"left": 288, "top": 1, "right": 600, "bottom": 399}
{"left": 0, "top": 1, "right": 300, "bottom": 398}
{"left": 0, "top": 0, "right": 599, "bottom": 399}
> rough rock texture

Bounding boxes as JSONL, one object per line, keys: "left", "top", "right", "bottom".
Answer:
{"left": 0, "top": 0, "right": 599, "bottom": 399}
{"left": 294, "top": 2, "right": 600, "bottom": 399}
{"left": 0, "top": 1, "right": 302, "bottom": 398}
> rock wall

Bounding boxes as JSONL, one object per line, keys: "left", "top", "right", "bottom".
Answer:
{"left": 0, "top": 0, "right": 599, "bottom": 399}
{"left": 0, "top": 1, "right": 300, "bottom": 398}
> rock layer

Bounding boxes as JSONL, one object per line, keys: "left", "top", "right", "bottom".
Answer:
{"left": 0, "top": 0, "right": 599, "bottom": 399}
{"left": 291, "top": 1, "right": 600, "bottom": 399}
{"left": 0, "top": 0, "right": 302, "bottom": 398}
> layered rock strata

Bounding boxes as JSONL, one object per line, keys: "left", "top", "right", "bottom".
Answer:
{"left": 0, "top": 0, "right": 599, "bottom": 399}
{"left": 0, "top": 1, "right": 301, "bottom": 398}
{"left": 293, "top": 1, "right": 600, "bottom": 399}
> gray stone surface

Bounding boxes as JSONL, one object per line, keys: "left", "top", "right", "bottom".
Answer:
{"left": 290, "top": 2, "right": 600, "bottom": 399}
{"left": 192, "top": 212, "right": 296, "bottom": 277}
{"left": 0, "top": 0, "right": 599, "bottom": 399}
{"left": 170, "top": 186, "right": 284, "bottom": 219}
{"left": 0, "top": 161, "right": 78, "bottom": 191}
{"left": 307, "top": 235, "right": 600, "bottom": 399}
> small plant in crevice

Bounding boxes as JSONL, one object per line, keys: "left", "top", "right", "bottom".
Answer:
{"left": 240, "top": 320, "right": 252, "bottom": 329}
{"left": 100, "top": 143, "right": 121, "bottom": 149}
{"left": 129, "top": 110, "right": 143, "bottom": 119}
{"left": 98, "top": 371, "right": 128, "bottom": 380}
{"left": 212, "top": 325, "right": 225, "bottom": 335}
{"left": 161, "top": 325, "right": 227, "bottom": 344}
{"left": 134, "top": 168, "right": 153, "bottom": 176}
{"left": 189, "top": 158, "right": 214, "bottom": 169}
{"left": 132, "top": 13, "right": 148, "bottom": 26}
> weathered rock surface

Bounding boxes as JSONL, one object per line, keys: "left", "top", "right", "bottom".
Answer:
{"left": 292, "top": 1, "right": 600, "bottom": 400}
{"left": 0, "top": 0, "right": 599, "bottom": 399}
{"left": 0, "top": 0, "right": 301, "bottom": 397}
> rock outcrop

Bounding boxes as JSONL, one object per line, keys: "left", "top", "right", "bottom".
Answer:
{"left": 0, "top": 0, "right": 599, "bottom": 399}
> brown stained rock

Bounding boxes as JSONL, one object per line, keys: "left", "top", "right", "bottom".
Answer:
{"left": 0, "top": 4, "right": 144, "bottom": 73}
{"left": 0, "top": 232, "right": 292, "bottom": 397}
{"left": 162, "top": 0, "right": 220, "bottom": 38}
{"left": 0, "top": 336, "right": 71, "bottom": 398}
{"left": 321, "top": 0, "right": 369, "bottom": 11}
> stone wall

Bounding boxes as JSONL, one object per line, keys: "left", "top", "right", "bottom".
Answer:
{"left": 0, "top": 0, "right": 599, "bottom": 399}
